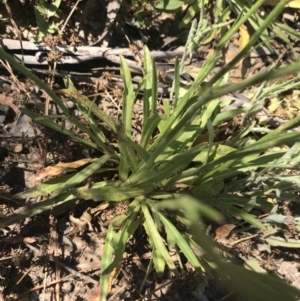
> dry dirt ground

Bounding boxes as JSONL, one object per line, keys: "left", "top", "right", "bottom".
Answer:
{"left": 0, "top": 1, "right": 300, "bottom": 301}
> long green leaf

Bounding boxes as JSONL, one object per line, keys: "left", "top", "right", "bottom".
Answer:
{"left": 116, "top": 123, "right": 134, "bottom": 181}
{"left": 52, "top": 155, "right": 111, "bottom": 198}
{"left": 112, "top": 214, "right": 143, "bottom": 261}
{"left": 151, "top": 55, "right": 158, "bottom": 116}
{"left": 14, "top": 174, "right": 74, "bottom": 199}
{"left": 126, "top": 138, "right": 150, "bottom": 163}
{"left": 140, "top": 114, "right": 161, "bottom": 150}
{"left": 173, "top": 56, "right": 180, "bottom": 107}
{"left": 227, "top": 205, "right": 266, "bottom": 230}
{"left": 73, "top": 184, "right": 156, "bottom": 202}
{"left": 158, "top": 212, "right": 204, "bottom": 273}
{"left": 1, "top": 191, "right": 76, "bottom": 228}
{"left": 62, "top": 76, "right": 114, "bottom": 154}
{"left": 212, "top": 108, "right": 247, "bottom": 126}
{"left": 100, "top": 224, "right": 116, "bottom": 301}
{"left": 130, "top": 143, "right": 206, "bottom": 185}
{"left": 154, "top": 195, "right": 223, "bottom": 224}
{"left": 143, "top": 45, "right": 152, "bottom": 122}
{"left": 144, "top": 219, "right": 165, "bottom": 277}
{"left": 15, "top": 155, "right": 111, "bottom": 200}
{"left": 196, "top": 131, "right": 300, "bottom": 183}
{"left": 14, "top": 155, "right": 110, "bottom": 199}
{"left": 120, "top": 55, "right": 134, "bottom": 139}
{"left": 58, "top": 89, "right": 116, "bottom": 132}
{"left": 142, "top": 202, "right": 178, "bottom": 275}
{"left": 100, "top": 201, "right": 142, "bottom": 300}
{"left": 21, "top": 108, "right": 99, "bottom": 149}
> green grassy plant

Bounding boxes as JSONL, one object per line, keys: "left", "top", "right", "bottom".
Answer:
{"left": 1, "top": 1, "right": 300, "bottom": 300}
{"left": 34, "top": 0, "right": 62, "bottom": 41}
{"left": 154, "top": 0, "right": 300, "bottom": 50}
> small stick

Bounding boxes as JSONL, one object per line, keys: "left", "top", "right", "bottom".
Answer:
{"left": 59, "top": 0, "right": 81, "bottom": 36}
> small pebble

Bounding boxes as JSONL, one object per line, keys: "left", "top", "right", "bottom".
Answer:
{"left": 2, "top": 84, "right": 11, "bottom": 94}
{"left": 62, "top": 282, "right": 73, "bottom": 293}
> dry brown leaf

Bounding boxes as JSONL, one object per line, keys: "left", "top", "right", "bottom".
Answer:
{"left": 239, "top": 24, "right": 250, "bottom": 52}
{"left": 224, "top": 46, "right": 244, "bottom": 82}
{"left": 14, "top": 143, "right": 23, "bottom": 153}
{"left": 87, "top": 265, "right": 122, "bottom": 301}
{"left": 36, "top": 158, "right": 97, "bottom": 181}
{"left": 238, "top": 1, "right": 300, "bottom": 60}
{"left": 214, "top": 224, "right": 236, "bottom": 242}
{"left": 240, "top": 0, "right": 300, "bottom": 46}
{"left": 23, "top": 236, "right": 37, "bottom": 243}
{"left": 107, "top": 265, "right": 122, "bottom": 294}
{"left": 88, "top": 286, "right": 100, "bottom": 301}
{"left": 287, "top": 0, "right": 300, "bottom": 8}
{"left": 1, "top": 235, "right": 36, "bottom": 244}
{"left": 0, "top": 94, "right": 20, "bottom": 115}
{"left": 266, "top": 0, "right": 300, "bottom": 8}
